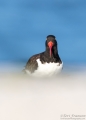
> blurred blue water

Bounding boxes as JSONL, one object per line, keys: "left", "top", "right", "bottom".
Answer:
{"left": 0, "top": 0, "right": 86, "bottom": 65}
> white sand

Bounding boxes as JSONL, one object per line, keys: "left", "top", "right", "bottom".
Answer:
{"left": 0, "top": 65, "right": 86, "bottom": 120}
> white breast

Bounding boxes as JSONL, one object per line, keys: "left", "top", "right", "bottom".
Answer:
{"left": 25, "top": 59, "right": 63, "bottom": 77}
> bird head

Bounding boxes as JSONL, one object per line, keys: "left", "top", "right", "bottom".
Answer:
{"left": 46, "top": 35, "right": 57, "bottom": 57}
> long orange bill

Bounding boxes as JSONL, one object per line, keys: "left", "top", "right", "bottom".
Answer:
{"left": 48, "top": 41, "right": 54, "bottom": 57}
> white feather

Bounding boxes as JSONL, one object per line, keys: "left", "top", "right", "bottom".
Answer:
{"left": 25, "top": 59, "right": 63, "bottom": 77}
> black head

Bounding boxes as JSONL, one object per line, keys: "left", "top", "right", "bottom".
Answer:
{"left": 47, "top": 35, "right": 56, "bottom": 44}
{"left": 45, "top": 35, "right": 58, "bottom": 57}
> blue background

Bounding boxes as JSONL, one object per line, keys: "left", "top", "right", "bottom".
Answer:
{"left": 0, "top": 0, "right": 86, "bottom": 65}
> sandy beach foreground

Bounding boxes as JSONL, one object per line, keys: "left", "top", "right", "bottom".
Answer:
{"left": 0, "top": 67, "right": 86, "bottom": 120}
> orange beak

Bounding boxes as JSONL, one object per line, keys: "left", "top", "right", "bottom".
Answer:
{"left": 48, "top": 41, "right": 54, "bottom": 57}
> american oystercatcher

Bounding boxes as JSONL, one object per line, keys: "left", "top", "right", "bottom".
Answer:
{"left": 24, "top": 35, "right": 63, "bottom": 77}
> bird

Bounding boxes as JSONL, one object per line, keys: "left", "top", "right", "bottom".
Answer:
{"left": 24, "top": 35, "right": 63, "bottom": 77}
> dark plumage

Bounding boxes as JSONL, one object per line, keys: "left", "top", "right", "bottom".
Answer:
{"left": 24, "top": 35, "right": 62, "bottom": 74}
